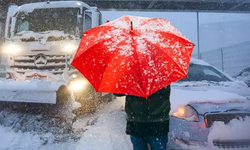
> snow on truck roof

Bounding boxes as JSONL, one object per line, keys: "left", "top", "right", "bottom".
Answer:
{"left": 18, "top": 1, "right": 92, "bottom": 13}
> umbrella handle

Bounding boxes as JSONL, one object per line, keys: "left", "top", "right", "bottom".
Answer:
{"left": 130, "top": 21, "right": 133, "bottom": 32}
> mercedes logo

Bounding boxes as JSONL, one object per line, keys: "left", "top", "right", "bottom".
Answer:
{"left": 34, "top": 54, "right": 47, "bottom": 68}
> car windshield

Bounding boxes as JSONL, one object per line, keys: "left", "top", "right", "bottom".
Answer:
{"left": 178, "top": 64, "right": 231, "bottom": 82}
{"left": 15, "top": 8, "right": 79, "bottom": 35}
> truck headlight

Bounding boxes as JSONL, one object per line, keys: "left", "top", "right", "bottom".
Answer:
{"left": 64, "top": 44, "right": 77, "bottom": 52}
{"left": 71, "top": 74, "right": 77, "bottom": 78}
{"left": 172, "top": 105, "right": 199, "bottom": 122}
{"left": 4, "top": 44, "right": 20, "bottom": 54}
{"left": 70, "top": 80, "right": 88, "bottom": 91}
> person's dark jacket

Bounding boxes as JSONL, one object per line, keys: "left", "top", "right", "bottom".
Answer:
{"left": 114, "top": 85, "right": 171, "bottom": 136}
{"left": 114, "top": 85, "right": 171, "bottom": 122}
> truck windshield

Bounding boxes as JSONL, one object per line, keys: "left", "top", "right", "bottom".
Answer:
{"left": 15, "top": 8, "right": 79, "bottom": 35}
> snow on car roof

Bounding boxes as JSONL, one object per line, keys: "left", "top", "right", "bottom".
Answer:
{"left": 190, "top": 57, "right": 235, "bottom": 81}
{"left": 18, "top": 1, "right": 91, "bottom": 13}
{"left": 190, "top": 57, "right": 211, "bottom": 66}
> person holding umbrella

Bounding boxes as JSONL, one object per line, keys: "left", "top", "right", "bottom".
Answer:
{"left": 114, "top": 85, "right": 171, "bottom": 150}
{"left": 71, "top": 15, "right": 194, "bottom": 150}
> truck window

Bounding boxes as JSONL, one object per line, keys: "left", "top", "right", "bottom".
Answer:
{"left": 85, "top": 12, "right": 92, "bottom": 31}
{"left": 17, "top": 15, "right": 29, "bottom": 32}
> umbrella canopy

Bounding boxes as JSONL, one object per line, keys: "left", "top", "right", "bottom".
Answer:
{"left": 71, "top": 15, "right": 195, "bottom": 98}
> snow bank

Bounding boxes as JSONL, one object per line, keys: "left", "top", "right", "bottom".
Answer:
{"left": 170, "top": 89, "right": 247, "bottom": 114}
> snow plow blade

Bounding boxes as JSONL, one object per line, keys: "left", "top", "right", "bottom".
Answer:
{"left": 0, "top": 79, "right": 74, "bottom": 131}
{"left": 0, "top": 80, "right": 65, "bottom": 103}
{"left": 0, "top": 79, "right": 74, "bottom": 119}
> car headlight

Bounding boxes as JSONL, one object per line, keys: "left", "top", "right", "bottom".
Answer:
{"left": 172, "top": 105, "right": 199, "bottom": 122}
{"left": 4, "top": 44, "right": 20, "bottom": 54}
{"left": 64, "top": 44, "right": 77, "bottom": 52}
{"left": 69, "top": 80, "right": 89, "bottom": 91}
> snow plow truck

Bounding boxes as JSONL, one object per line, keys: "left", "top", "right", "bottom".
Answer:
{"left": 0, "top": 1, "right": 113, "bottom": 120}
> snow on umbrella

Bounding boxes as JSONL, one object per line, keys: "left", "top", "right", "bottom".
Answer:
{"left": 71, "top": 15, "right": 195, "bottom": 98}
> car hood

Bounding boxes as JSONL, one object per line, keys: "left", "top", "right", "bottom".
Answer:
{"left": 189, "top": 102, "right": 250, "bottom": 114}
{"left": 170, "top": 81, "right": 250, "bottom": 114}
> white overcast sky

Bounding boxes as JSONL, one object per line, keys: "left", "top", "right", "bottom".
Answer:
{"left": 102, "top": 11, "right": 250, "bottom": 55}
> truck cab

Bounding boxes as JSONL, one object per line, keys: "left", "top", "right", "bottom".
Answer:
{"left": 1, "top": 1, "right": 112, "bottom": 115}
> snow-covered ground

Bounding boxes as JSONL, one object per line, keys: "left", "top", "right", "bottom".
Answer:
{"left": 0, "top": 96, "right": 250, "bottom": 150}
{"left": 0, "top": 97, "right": 132, "bottom": 150}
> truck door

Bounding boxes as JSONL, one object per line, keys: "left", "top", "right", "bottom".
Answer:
{"left": 84, "top": 10, "right": 100, "bottom": 31}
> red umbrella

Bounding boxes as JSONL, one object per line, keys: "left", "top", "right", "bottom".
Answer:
{"left": 71, "top": 15, "right": 195, "bottom": 98}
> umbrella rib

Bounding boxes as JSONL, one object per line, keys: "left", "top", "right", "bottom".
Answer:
{"left": 144, "top": 38, "right": 188, "bottom": 77}
{"left": 95, "top": 26, "right": 138, "bottom": 92}
{"left": 96, "top": 44, "right": 123, "bottom": 92}
{"left": 132, "top": 40, "right": 147, "bottom": 97}
{"left": 98, "top": 34, "right": 145, "bottom": 96}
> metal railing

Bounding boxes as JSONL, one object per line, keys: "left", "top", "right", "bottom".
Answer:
{"left": 193, "top": 41, "right": 250, "bottom": 76}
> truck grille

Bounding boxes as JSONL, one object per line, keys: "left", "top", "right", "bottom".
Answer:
{"left": 205, "top": 112, "right": 250, "bottom": 128}
{"left": 213, "top": 140, "right": 250, "bottom": 149}
{"left": 12, "top": 55, "right": 77, "bottom": 75}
